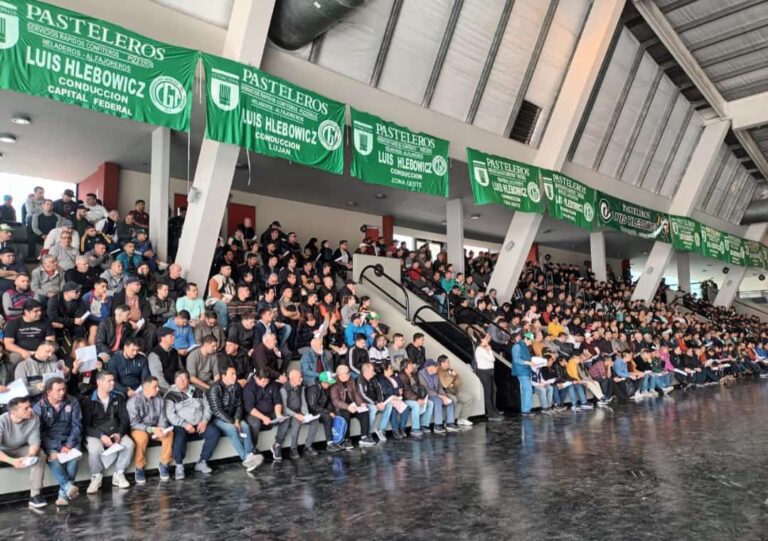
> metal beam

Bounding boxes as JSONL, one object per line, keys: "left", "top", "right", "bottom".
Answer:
{"left": 308, "top": 34, "right": 324, "bottom": 63}
{"left": 637, "top": 89, "right": 679, "bottom": 188}
{"left": 465, "top": 0, "right": 515, "bottom": 124}
{"left": 712, "top": 165, "right": 743, "bottom": 216}
{"left": 727, "top": 91, "right": 768, "bottom": 131}
{"left": 735, "top": 129, "right": 768, "bottom": 185}
{"left": 660, "top": 0, "right": 698, "bottom": 13}
{"left": 504, "top": 0, "right": 560, "bottom": 137}
{"left": 422, "top": 0, "right": 464, "bottom": 108}
{"left": 690, "top": 19, "right": 768, "bottom": 53}
{"left": 616, "top": 68, "right": 663, "bottom": 180}
{"left": 654, "top": 106, "right": 694, "bottom": 192}
{"left": 698, "top": 148, "right": 730, "bottom": 210}
{"left": 700, "top": 41, "right": 768, "bottom": 70}
{"left": 674, "top": 0, "right": 765, "bottom": 34}
{"left": 711, "top": 63, "right": 768, "bottom": 85}
{"left": 369, "top": 0, "right": 403, "bottom": 88}
{"left": 593, "top": 43, "right": 646, "bottom": 171}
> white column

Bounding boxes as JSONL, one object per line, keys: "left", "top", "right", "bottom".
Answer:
{"left": 714, "top": 223, "right": 768, "bottom": 307}
{"left": 676, "top": 251, "right": 690, "bottom": 293}
{"left": 632, "top": 119, "right": 730, "bottom": 302}
{"left": 590, "top": 231, "right": 607, "bottom": 282}
{"left": 488, "top": 0, "right": 625, "bottom": 299}
{"left": 446, "top": 199, "right": 465, "bottom": 276}
{"left": 175, "top": 0, "right": 275, "bottom": 287}
{"left": 149, "top": 127, "right": 170, "bottom": 262}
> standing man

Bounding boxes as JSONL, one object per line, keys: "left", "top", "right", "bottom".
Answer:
{"left": 512, "top": 333, "right": 535, "bottom": 416}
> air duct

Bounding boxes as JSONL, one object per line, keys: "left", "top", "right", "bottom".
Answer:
{"left": 269, "top": 0, "right": 365, "bottom": 50}
{"left": 741, "top": 198, "right": 768, "bottom": 225}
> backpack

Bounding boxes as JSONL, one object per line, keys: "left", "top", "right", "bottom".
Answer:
{"left": 331, "top": 415, "right": 347, "bottom": 444}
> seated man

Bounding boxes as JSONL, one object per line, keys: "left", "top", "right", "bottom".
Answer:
{"left": 2, "top": 273, "right": 35, "bottom": 322}
{"left": 193, "top": 310, "right": 226, "bottom": 350}
{"left": 81, "top": 371, "right": 135, "bottom": 493}
{"left": 4, "top": 299, "right": 55, "bottom": 365}
{"left": 254, "top": 306, "right": 291, "bottom": 352}
{"left": 418, "top": 359, "right": 459, "bottom": 434}
{"left": 116, "top": 241, "right": 143, "bottom": 275}
{"left": 243, "top": 369, "right": 291, "bottom": 461}
{"left": 187, "top": 335, "right": 221, "bottom": 391}
{"left": 330, "top": 365, "right": 375, "bottom": 448}
{"left": 251, "top": 333, "right": 286, "bottom": 383}
{"left": 148, "top": 282, "right": 176, "bottom": 327}
{"left": 148, "top": 327, "right": 180, "bottom": 393}
{"left": 346, "top": 334, "right": 370, "bottom": 377}
{"left": 112, "top": 276, "right": 155, "bottom": 352}
{"left": 47, "top": 231, "right": 78, "bottom": 271}
{"left": 46, "top": 281, "right": 87, "bottom": 342}
{"left": 107, "top": 338, "right": 150, "bottom": 398}
{"left": 300, "top": 337, "right": 332, "bottom": 384}
{"left": 206, "top": 263, "right": 236, "bottom": 327}
{"left": 437, "top": 355, "right": 474, "bottom": 426}
{"left": 163, "top": 310, "right": 197, "bottom": 358}
{"left": 127, "top": 376, "right": 174, "bottom": 484}
{"left": 206, "top": 364, "right": 263, "bottom": 472}
{"left": 15, "top": 341, "right": 68, "bottom": 400}
{"left": 32, "top": 377, "right": 82, "bottom": 506}
{"left": 306, "top": 371, "right": 342, "bottom": 453}
{"left": 357, "top": 362, "right": 393, "bottom": 443}
{"left": 30, "top": 255, "right": 64, "bottom": 302}
{"left": 176, "top": 282, "right": 205, "bottom": 326}
{"left": 100, "top": 261, "right": 126, "bottom": 295}
{"left": 225, "top": 312, "right": 257, "bottom": 384}
{"left": 406, "top": 333, "right": 427, "bottom": 369}
{"left": 279, "top": 368, "right": 322, "bottom": 459}
{"left": 398, "top": 359, "right": 434, "bottom": 438}
{"left": 0, "top": 397, "right": 48, "bottom": 509}
{"left": 0, "top": 247, "right": 26, "bottom": 294}
{"left": 165, "top": 369, "right": 220, "bottom": 479}
{"left": 95, "top": 304, "right": 133, "bottom": 362}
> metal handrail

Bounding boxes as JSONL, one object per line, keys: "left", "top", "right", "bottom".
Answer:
{"left": 359, "top": 264, "right": 411, "bottom": 321}
{"left": 402, "top": 275, "right": 452, "bottom": 316}
{"left": 411, "top": 304, "right": 478, "bottom": 365}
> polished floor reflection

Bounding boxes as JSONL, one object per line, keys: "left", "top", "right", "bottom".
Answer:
{"left": 2, "top": 382, "right": 768, "bottom": 540}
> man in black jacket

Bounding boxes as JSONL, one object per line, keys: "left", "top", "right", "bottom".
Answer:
{"left": 306, "top": 371, "right": 342, "bottom": 453}
{"left": 243, "top": 370, "right": 290, "bottom": 461}
{"left": 82, "top": 371, "right": 135, "bottom": 493}
{"left": 47, "top": 282, "right": 87, "bottom": 343}
{"left": 406, "top": 333, "right": 427, "bottom": 369}
{"left": 207, "top": 364, "right": 262, "bottom": 472}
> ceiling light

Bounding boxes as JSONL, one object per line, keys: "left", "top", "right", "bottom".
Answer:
{"left": 375, "top": 193, "right": 386, "bottom": 200}
{"left": 11, "top": 115, "right": 31, "bottom": 125}
{"left": 440, "top": 220, "right": 447, "bottom": 226}
{"left": 469, "top": 214, "right": 480, "bottom": 220}
{"left": 346, "top": 201, "right": 357, "bottom": 207}
{"left": 0, "top": 134, "right": 16, "bottom": 143}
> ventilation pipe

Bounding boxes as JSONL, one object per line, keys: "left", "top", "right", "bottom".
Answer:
{"left": 741, "top": 199, "right": 768, "bottom": 225}
{"left": 269, "top": 0, "right": 365, "bottom": 50}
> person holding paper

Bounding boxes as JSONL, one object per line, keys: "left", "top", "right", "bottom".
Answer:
{"left": 32, "top": 377, "right": 82, "bottom": 506}
{"left": 15, "top": 341, "right": 68, "bottom": 400}
{"left": 437, "top": 356, "right": 473, "bottom": 427}
{"left": 148, "top": 328, "right": 180, "bottom": 393}
{"left": 475, "top": 333, "right": 504, "bottom": 422}
{"left": 418, "top": 359, "right": 459, "bottom": 434}
{"left": 279, "top": 369, "right": 321, "bottom": 459}
{"left": 305, "top": 371, "right": 343, "bottom": 452}
{"left": 376, "top": 362, "right": 407, "bottom": 440}
{"left": 330, "top": 365, "right": 375, "bottom": 448}
{"left": 47, "top": 281, "right": 88, "bottom": 342}
{"left": 107, "top": 338, "right": 150, "bottom": 398}
{"left": 0, "top": 396, "right": 48, "bottom": 509}
{"left": 357, "top": 362, "right": 393, "bottom": 443}
{"left": 243, "top": 369, "right": 290, "bottom": 461}
{"left": 164, "top": 370, "right": 220, "bottom": 479}
{"left": 95, "top": 304, "right": 133, "bottom": 362}
{"left": 112, "top": 276, "right": 155, "bottom": 352}
{"left": 127, "top": 376, "right": 174, "bottom": 484}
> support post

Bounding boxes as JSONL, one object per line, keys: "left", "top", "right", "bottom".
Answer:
{"left": 149, "top": 127, "right": 170, "bottom": 262}
{"left": 713, "top": 223, "right": 768, "bottom": 307}
{"left": 446, "top": 199, "right": 465, "bottom": 275}
{"left": 487, "top": 212, "right": 542, "bottom": 301}
{"left": 590, "top": 231, "right": 607, "bottom": 283}
{"left": 676, "top": 251, "right": 690, "bottom": 293}
{"left": 632, "top": 119, "right": 730, "bottom": 302}
{"left": 175, "top": 0, "right": 276, "bottom": 287}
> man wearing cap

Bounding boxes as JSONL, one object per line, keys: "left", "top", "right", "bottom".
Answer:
{"left": 133, "top": 229, "right": 158, "bottom": 272}
{"left": 0, "top": 223, "right": 22, "bottom": 261}
{"left": 0, "top": 247, "right": 25, "bottom": 293}
{"left": 148, "top": 327, "right": 180, "bottom": 393}
{"left": 4, "top": 299, "right": 56, "bottom": 366}
{"left": 47, "top": 281, "right": 87, "bottom": 341}
{"left": 53, "top": 189, "right": 77, "bottom": 220}
{"left": 512, "top": 333, "right": 535, "bottom": 416}
{"left": 306, "top": 370, "right": 342, "bottom": 452}
{"left": 0, "top": 195, "right": 16, "bottom": 223}
{"left": 43, "top": 220, "right": 80, "bottom": 252}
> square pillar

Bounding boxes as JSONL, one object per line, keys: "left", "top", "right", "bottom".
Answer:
{"left": 676, "top": 251, "right": 690, "bottom": 293}
{"left": 446, "top": 199, "right": 465, "bottom": 275}
{"left": 590, "top": 231, "right": 608, "bottom": 282}
{"left": 150, "top": 127, "right": 170, "bottom": 262}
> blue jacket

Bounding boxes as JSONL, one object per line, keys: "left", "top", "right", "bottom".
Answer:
{"left": 107, "top": 352, "right": 150, "bottom": 396}
{"left": 613, "top": 357, "right": 631, "bottom": 378}
{"left": 511, "top": 341, "right": 532, "bottom": 378}
{"left": 300, "top": 349, "right": 332, "bottom": 383}
{"left": 344, "top": 323, "right": 373, "bottom": 347}
{"left": 33, "top": 394, "right": 82, "bottom": 453}
{"left": 163, "top": 319, "right": 197, "bottom": 350}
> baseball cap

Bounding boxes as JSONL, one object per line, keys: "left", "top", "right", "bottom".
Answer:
{"left": 64, "top": 189, "right": 75, "bottom": 197}
{"left": 0, "top": 224, "right": 13, "bottom": 232}
{"left": 318, "top": 371, "right": 336, "bottom": 384}
{"left": 523, "top": 332, "right": 535, "bottom": 340}
{"left": 62, "top": 281, "right": 81, "bottom": 293}
{"left": 126, "top": 276, "right": 141, "bottom": 285}
{"left": 0, "top": 246, "right": 14, "bottom": 255}
{"left": 156, "top": 327, "right": 175, "bottom": 338}
{"left": 424, "top": 359, "right": 438, "bottom": 368}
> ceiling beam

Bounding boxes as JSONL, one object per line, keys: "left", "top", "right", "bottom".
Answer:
{"left": 369, "top": 0, "right": 403, "bottom": 88}
{"left": 735, "top": 130, "right": 768, "bottom": 185}
{"left": 421, "top": 0, "right": 464, "bottom": 108}
{"left": 728, "top": 91, "right": 768, "bottom": 131}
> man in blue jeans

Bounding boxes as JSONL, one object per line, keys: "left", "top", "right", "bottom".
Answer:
{"left": 512, "top": 333, "right": 535, "bottom": 416}
{"left": 397, "top": 359, "right": 434, "bottom": 437}
{"left": 164, "top": 369, "right": 221, "bottom": 479}
{"left": 33, "top": 377, "right": 81, "bottom": 507}
{"left": 206, "top": 364, "right": 263, "bottom": 473}
{"left": 418, "top": 359, "right": 459, "bottom": 434}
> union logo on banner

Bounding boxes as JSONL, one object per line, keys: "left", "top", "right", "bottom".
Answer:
{"left": 150, "top": 76, "right": 187, "bottom": 115}
{"left": 353, "top": 121, "right": 374, "bottom": 156}
{"left": 0, "top": 1, "right": 19, "bottom": 50}
{"left": 210, "top": 68, "right": 240, "bottom": 112}
{"left": 473, "top": 163, "right": 490, "bottom": 187}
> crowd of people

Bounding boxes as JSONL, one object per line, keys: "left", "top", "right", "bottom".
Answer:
{"left": 0, "top": 190, "right": 473, "bottom": 510}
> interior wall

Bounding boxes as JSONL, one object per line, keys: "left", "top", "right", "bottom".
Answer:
{"left": 538, "top": 245, "right": 623, "bottom": 273}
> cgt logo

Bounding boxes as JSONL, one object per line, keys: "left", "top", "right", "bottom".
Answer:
{"left": 318, "top": 120, "right": 342, "bottom": 151}
{"left": 150, "top": 76, "right": 187, "bottom": 115}
{"left": 0, "top": 1, "right": 19, "bottom": 50}
{"left": 599, "top": 198, "right": 612, "bottom": 222}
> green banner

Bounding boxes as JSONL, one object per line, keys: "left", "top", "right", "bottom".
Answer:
{"left": 466, "top": 147, "right": 542, "bottom": 213}
{"left": 700, "top": 225, "right": 728, "bottom": 262}
{"left": 597, "top": 193, "right": 670, "bottom": 243}
{"left": 0, "top": 0, "right": 198, "bottom": 130}
{"left": 202, "top": 53, "right": 345, "bottom": 174}
{"left": 350, "top": 108, "right": 449, "bottom": 196}
{"left": 745, "top": 240, "right": 766, "bottom": 269}
{"left": 542, "top": 170, "right": 596, "bottom": 231}
{"left": 669, "top": 215, "right": 701, "bottom": 253}
{"left": 723, "top": 233, "right": 746, "bottom": 267}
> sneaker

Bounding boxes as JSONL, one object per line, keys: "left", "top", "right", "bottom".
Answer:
{"left": 55, "top": 496, "right": 69, "bottom": 507}
{"left": 629, "top": 393, "right": 643, "bottom": 401}
{"left": 445, "top": 424, "right": 460, "bottom": 432}
{"left": 488, "top": 415, "right": 505, "bottom": 422}
{"left": 28, "top": 495, "right": 47, "bottom": 509}
{"left": 410, "top": 430, "right": 423, "bottom": 438}
{"left": 326, "top": 443, "right": 342, "bottom": 453}
{"left": 195, "top": 460, "right": 213, "bottom": 474}
{"left": 457, "top": 418, "right": 473, "bottom": 426}
{"left": 374, "top": 429, "right": 387, "bottom": 442}
{"left": 342, "top": 439, "right": 354, "bottom": 451}
{"left": 158, "top": 463, "right": 170, "bottom": 481}
{"left": 605, "top": 395, "right": 616, "bottom": 403}
{"left": 66, "top": 484, "right": 79, "bottom": 501}
{"left": 663, "top": 386, "right": 674, "bottom": 394}
{"left": 87, "top": 473, "right": 103, "bottom": 494}
{"left": 290, "top": 448, "right": 300, "bottom": 460}
{"left": 134, "top": 468, "right": 146, "bottom": 485}
{"left": 243, "top": 453, "right": 264, "bottom": 472}
{"left": 112, "top": 471, "right": 130, "bottom": 489}
{"left": 305, "top": 446, "right": 319, "bottom": 457}
{"left": 271, "top": 443, "right": 282, "bottom": 462}
{"left": 597, "top": 400, "right": 610, "bottom": 408}
{"left": 581, "top": 403, "right": 594, "bottom": 410}
{"left": 554, "top": 406, "right": 567, "bottom": 412}
{"left": 359, "top": 436, "right": 376, "bottom": 447}
{"left": 175, "top": 465, "right": 185, "bottom": 480}
{"left": 541, "top": 409, "right": 554, "bottom": 415}
{"left": 433, "top": 426, "right": 446, "bottom": 434}
{"left": 392, "top": 430, "right": 404, "bottom": 440}
{"left": 571, "top": 405, "right": 582, "bottom": 411}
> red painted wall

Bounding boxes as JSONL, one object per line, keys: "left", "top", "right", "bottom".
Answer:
{"left": 77, "top": 163, "right": 119, "bottom": 210}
